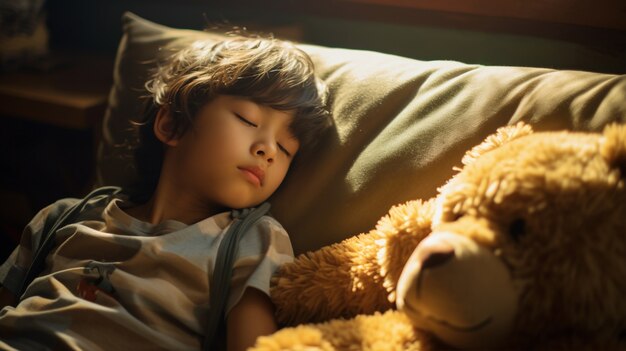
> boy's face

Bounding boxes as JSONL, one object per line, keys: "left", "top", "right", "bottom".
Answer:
{"left": 162, "top": 95, "right": 299, "bottom": 209}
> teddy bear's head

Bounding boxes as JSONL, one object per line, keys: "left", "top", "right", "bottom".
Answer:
{"left": 395, "top": 123, "right": 626, "bottom": 349}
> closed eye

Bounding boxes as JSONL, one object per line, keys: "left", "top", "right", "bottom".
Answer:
{"left": 278, "top": 143, "right": 291, "bottom": 157}
{"left": 235, "top": 113, "right": 257, "bottom": 127}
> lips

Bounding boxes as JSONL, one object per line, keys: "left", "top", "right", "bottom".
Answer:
{"left": 238, "top": 166, "right": 265, "bottom": 186}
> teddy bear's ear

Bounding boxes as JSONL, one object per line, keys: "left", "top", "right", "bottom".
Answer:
{"left": 461, "top": 122, "right": 534, "bottom": 167}
{"left": 600, "top": 123, "right": 626, "bottom": 177}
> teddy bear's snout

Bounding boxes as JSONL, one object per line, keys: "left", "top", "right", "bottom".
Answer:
{"left": 417, "top": 239, "right": 455, "bottom": 270}
{"left": 396, "top": 231, "right": 520, "bottom": 349}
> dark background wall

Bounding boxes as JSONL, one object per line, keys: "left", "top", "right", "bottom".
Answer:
{"left": 45, "top": 0, "right": 625, "bottom": 74}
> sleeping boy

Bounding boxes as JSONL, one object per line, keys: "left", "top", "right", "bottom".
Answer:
{"left": 0, "top": 35, "right": 331, "bottom": 350}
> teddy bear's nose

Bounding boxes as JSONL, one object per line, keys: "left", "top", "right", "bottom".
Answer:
{"left": 417, "top": 239, "right": 455, "bottom": 269}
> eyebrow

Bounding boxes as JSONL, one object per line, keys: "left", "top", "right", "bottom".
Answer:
{"left": 231, "top": 97, "right": 261, "bottom": 115}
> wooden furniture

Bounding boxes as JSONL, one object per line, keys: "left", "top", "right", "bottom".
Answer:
{"left": 0, "top": 53, "right": 114, "bottom": 256}
{"left": 0, "top": 52, "right": 114, "bottom": 183}
{"left": 0, "top": 52, "right": 113, "bottom": 130}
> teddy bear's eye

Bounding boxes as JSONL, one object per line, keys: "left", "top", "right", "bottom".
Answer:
{"left": 509, "top": 218, "right": 526, "bottom": 242}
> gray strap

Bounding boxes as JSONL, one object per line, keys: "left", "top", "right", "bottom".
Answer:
{"left": 19, "top": 186, "right": 122, "bottom": 298}
{"left": 203, "top": 202, "right": 271, "bottom": 350}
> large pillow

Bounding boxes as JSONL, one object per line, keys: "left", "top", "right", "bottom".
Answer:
{"left": 98, "top": 12, "right": 626, "bottom": 255}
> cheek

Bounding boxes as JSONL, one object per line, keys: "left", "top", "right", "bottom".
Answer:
{"left": 195, "top": 121, "right": 247, "bottom": 161}
{"left": 267, "top": 162, "right": 290, "bottom": 190}
{"left": 172, "top": 137, "right": 231, "bottom": 183}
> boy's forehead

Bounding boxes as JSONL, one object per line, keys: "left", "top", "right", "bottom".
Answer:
{"left": 224, "top": 95, "right": 296, "bottom": 119}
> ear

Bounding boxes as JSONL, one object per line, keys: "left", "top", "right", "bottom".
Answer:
{"left": 601, "top": 123, "right": 626, "bottom": 177}
{"left": 154, "top": 107, "right": 180, "bottom": 147}
{"left": 461, "top": 122, "right": 534, "bottom": 167}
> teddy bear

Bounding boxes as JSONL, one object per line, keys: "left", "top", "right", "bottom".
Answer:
{"left": 250, "top": 122, "right": 626, "bottom": 351}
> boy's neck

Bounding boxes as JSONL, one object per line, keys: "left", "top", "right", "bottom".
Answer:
{"left": 126, "top": 174, "right": 227, "bottom": 226}
{"left": 127, "top": 196, "right": 225, "bottom": 226}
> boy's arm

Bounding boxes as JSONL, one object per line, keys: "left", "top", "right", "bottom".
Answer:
{"left": 226, "top": 287, "right": 277, "bottom": 351}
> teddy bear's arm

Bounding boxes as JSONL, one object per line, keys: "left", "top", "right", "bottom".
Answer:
{"left": 250, "top": 310, "right": 438, "bottom": 351}
{"left": 270, "top": 227, "right": 392, "bottom": 326}
{"left": 271, "top": 198, "right": 435, "bottom": 326}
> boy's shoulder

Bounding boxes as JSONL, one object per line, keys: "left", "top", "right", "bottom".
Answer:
{"left": 257, "top": 213, "right": 288, "bottom": 233}
{"left": 53, "top": 192, "right": 119, "bottom": 217}
{"left": 259, "top": 213, "right": 282, "bottom": 225}
{"left": 256, "top": 215, "right": 292, "bottom": 249}
{"left": 32, "top": 190, "right": 123, "bottom": 232}
{"left": 234, "top": 213, "right": 294, "bottom": 259}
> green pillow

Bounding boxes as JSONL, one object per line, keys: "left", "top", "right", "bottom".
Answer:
{"left": 98, "top": 12, "right": 626, "bottom": 255}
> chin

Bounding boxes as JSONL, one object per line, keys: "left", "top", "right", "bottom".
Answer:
{"left": 221, "top": 193, "right": 268, "bottom": 210}
{"left": 209, "top": 182, "right": 274, "bottom": 210}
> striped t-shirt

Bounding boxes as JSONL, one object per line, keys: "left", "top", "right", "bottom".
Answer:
{"left": 0, "top": 193, "right": 294, "bottom": 350}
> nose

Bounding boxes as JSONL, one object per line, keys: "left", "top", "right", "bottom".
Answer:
{"left": 417, "top": 237, "right": 455, "bottom": 269}
{"left": 252, "top": 140, "right": 277, "bottom": 163}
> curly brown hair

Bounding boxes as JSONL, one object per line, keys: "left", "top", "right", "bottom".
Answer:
{"left": 129, "top": 35, "right": 332, "bottom": 203}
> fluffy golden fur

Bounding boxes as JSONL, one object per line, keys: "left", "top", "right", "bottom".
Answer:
{"left": 254, "top": 123, "right": 626, "bottom": 350}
